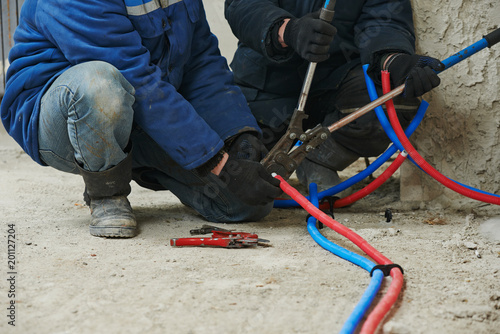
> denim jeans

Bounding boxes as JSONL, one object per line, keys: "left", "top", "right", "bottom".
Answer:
{"left": 38, "top": 61, "right": 272, "bottom": 223}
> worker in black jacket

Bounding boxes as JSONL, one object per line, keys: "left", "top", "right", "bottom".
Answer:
{"left": 225, "top": 0, "right": 444, "bottom": 190}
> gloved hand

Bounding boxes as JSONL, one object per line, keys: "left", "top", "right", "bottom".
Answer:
{"left": 283, "top": 11, "right": 337, "bottom": 63}
{"left": 385, "top": 53, "right": 445, "bottom": 98}
{"left": 220, "top": 133, "right": 282, "bottom": 206}
{"left": 220, "top": 159, "right": 282, "bottom": 206}
{"left": 226, "top": 132, "right": 268, "bottom": 161}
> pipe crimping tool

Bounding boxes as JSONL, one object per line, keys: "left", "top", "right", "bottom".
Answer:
{"left": 260, "top": 1, "right": 336, "bottom": 181}
{"left": 170, "top": 225, "right": 270, "bottom": 248}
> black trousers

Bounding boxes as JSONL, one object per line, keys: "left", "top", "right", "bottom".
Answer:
{"left": 247, "top": 65, "right": 421, "bottom": 158}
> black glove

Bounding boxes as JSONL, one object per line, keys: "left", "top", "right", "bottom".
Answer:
{"left": 220, "top": 159, "right": 282, "bottom": 206}
{"left": 283, "top": 11, "right": 337, "bottom": 63}
{"left": 385, "top": 53, "right": 445, "bottom": 98}
{"left": 220, "top": 133, "right": 282, "bottom": 206}
{"left": 226, "top": 132, "right": 268, "bottom": 161}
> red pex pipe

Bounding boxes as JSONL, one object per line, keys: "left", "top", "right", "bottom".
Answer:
{"left": 360, "top": 268, "right": 404, "bottom": 334}
{"left": 275, "top": 175, "right": 404, "bottom": 333}
{"left": 381, "top": 71, "right": 500, "bottom": 205}
{"left": 318, "top": 151, "right": 408, "bottom": 210}
{"left": 275, "top": 175, "right": 393, "bottom": 266}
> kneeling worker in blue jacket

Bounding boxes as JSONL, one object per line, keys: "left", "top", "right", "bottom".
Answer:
{"left": 1, "top": 0, "right": 282, "bottom": 238}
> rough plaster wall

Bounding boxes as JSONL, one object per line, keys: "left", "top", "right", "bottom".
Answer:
{"left": 401, "top": 0, "right": 500, "bottom": 209}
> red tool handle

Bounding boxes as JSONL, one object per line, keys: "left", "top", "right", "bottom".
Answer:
{"left": 170, "top": 237, "right": 232, "bottom": 247}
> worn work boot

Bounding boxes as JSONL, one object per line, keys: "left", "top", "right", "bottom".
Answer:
{"left": 296, "top": 136, "right": 359, "bottom": 192}
{"left": 77, "top": 153, "right": 137, "bottom": 238}
{"left": 88, "top": 196, "right": 136, "bottom": 237}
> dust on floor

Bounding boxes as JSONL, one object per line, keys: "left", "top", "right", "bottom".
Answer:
{"left": 1, "top": 139, "right": 499, "bottom": 334}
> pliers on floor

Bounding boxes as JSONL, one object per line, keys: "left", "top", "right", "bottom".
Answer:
{"left": 170, "top": 225, "right": 270, "bottom": 248}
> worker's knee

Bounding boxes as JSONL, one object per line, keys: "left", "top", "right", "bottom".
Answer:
{"left": 67, "top": 61, "right": 135, "bottom": 128}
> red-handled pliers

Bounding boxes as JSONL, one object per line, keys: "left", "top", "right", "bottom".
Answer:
{"left": 170, "top": 225, "right": 270, "bottom": 248}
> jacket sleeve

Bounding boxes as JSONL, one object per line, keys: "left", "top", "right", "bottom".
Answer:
{"left": 354, "top": 0, "right": 416, "bottom": 66}
{"left": 225, "top": 0, "right": 294, "bottom": 62}
{"left": 35, "top": 0, "right": 238, "bottom": 170}
{"left": 179, "top": 3, "right": 260, "bottom": 141}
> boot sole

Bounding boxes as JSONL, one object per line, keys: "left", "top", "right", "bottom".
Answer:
{"left": 89, "top": 226, "right": 137, "bottom": 238}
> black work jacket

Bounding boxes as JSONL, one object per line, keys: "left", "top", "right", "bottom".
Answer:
{"left": 225, "top": 0, "right": 416, "bottom": 99}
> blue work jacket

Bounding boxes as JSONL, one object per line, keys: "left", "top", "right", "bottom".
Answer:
{"left": 1, "top": 0, "right": 258, "bottom": 169}
{"left": 225, "top": 0, "right": 416, "bottom": 98}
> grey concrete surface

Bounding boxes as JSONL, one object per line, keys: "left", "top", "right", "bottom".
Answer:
{"left": 0, "top": 2, "right": 500, "bottom": 334}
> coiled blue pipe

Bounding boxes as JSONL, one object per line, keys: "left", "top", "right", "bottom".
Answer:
{"left": 362, "top": 64, "right": 500, "bottom": 198}
{"left": 276, "top": 30, "right": 499, "bottom": 208}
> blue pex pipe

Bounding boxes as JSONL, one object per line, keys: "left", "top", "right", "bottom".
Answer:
{"left": 362, "top": 64, "right": 423, "bottom": 162}
{"left": 274, "top": 97, "right": 428, "bottom": 208}
{"left": 440, "top": 38, "right": 489, "bottom": 71}
{"left": 317, "top": 99, "right": 428, "bottom": 199}
{"left": 306, "top": 184, "right": 375, "bottom": 271}
{"left": 339, "top": 270, "right": 384, "bottom": 334}
{"left": 306, "top": 183, "right": 384, "bottom": 334}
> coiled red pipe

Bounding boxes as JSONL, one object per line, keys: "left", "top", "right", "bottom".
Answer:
{"left": 381, "top": 71, "right": 500, "bottom": 205}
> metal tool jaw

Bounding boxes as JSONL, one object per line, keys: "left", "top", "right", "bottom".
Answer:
{"left": 260, "top": 1, "right": 336, "bottom": 181}
{"left": 170, "top": 225, "right": 270, "bottom": 248}
{"left": 261, "top": 107, "right": 330, "bottom": 180}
